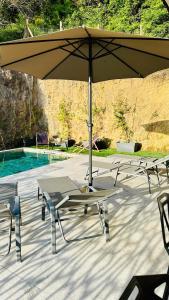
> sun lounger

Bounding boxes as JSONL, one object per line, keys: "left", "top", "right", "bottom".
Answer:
{"left": 73, "top": 135, "right": 99, "bottom": 153}
{"left": 157, "top": 193, "right": 169, "bottom": 255}
{"left": 84, "top": 160, "right": 121, "bottom": 180}
{"left": 36, "top": 132, "right": 49, "bottom": 148}
{"left": 0, "top": 183, "right": 21, "bottom": 261}
{"left": 37, "top": 176, "right": 119, "bottom": 254}
{"left": 49, "top": 135, "right": 68, "bottom": 149}
{"left": 114, "top": 155, "right": 169, "bottom": 193}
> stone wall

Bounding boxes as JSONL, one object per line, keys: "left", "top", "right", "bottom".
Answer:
{"left": 0, "top": 70, "right": 47, "bottom": 149}
{"left": 1, "top": 68, "right": 169, "bottom": 151}
{"left": 39, "top": 69, "right": 169, "bottom": 151}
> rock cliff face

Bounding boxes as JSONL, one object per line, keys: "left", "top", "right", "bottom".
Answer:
{"left": 40, "top": 69, "right": 169, "bottom": 151}
{"left": 1, "top": 68, "right": 169, "bottom": 151}
{"left": 0, "top": 70, "right": 46, "bottom": 149}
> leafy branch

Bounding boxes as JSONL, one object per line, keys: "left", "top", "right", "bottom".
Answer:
{"left": 113, "top": 98, "right": 134, "bottom": 142}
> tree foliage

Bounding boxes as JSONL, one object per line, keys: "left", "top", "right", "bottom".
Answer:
{"left": 0, "top": 0, "right": 168, "bottom": 42}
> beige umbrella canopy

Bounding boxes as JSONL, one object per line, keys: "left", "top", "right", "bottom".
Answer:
{"left": 0, "top": 27, "right": 169, "bottom": 81}
{"left": 0, "top": 27, "right": 169, "bottom": 185}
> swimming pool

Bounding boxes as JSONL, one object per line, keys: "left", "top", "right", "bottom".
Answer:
{"left": 0, "top": 150, "right": 66, "bottom": 177}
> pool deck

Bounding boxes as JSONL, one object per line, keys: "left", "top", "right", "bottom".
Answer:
{"left": 0, "top": 151, "right": 169, "bottom": 300}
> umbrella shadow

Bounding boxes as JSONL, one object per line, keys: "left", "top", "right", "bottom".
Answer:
{"left": 142, "top": 120, "right": 169, "bottom": 135}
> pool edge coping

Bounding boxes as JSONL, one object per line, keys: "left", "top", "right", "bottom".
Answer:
{"left": 0, "top": 147, "right": 78, "bottom": 158}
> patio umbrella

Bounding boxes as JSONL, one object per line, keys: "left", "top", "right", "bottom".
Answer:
{"left": 0, "top": 27, "right": 169, "bottom": 186}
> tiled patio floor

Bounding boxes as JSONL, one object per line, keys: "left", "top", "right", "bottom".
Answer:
{"left": 0, "top": 152, "right": 168, "bottom": 300}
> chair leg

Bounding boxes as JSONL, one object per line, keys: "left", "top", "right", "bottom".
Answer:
{"left": 166, "top": 165, "right": 169, "bottom": 184}
{"left": 85, "top": 167, "right": 89, "bottom": 180}
{"left": 97, "top": 203, "right": 104, "bottom": 233}
{"left": 78, "top": 147, "right": 84, "bottom": 153}
{"left": 146, "top": 173, "right": 151, "bottom": 194}
{"left": 42, "top": 197, "right": 46, "bottom": 221}
{"left": 15, "top": 215, "right": 21, "bottom": 262}
{"left": 93, "top": 142, "right": 99, "bottom": 151}
{"left": 38, "top": 187, "right": 40, "bottom": 200}
{"left": 155, "top": 166, "right": 161, "bottom": 187}
{"left": 114, "top": 169, "right": 119, "bottom": 187}
{"left": 163, "top": 266, "right": 169, "bottom": 300}
{"left": 119, "top": 277, "right": 136, "bottom": 300}
{"left": 56, "top": 210, "right": 69, "bottom": 243}
{"left": 7, "top": 217, "right": 12, "bottom": 256}
{"left": 84, "top": 204, "right": 88, "bottom": 215}
{"left": 50, "top": 206, "right": 56, "bottom": 254}
{"left": 103, "top": 202, "right": 110, "bottom": 242}
{"left": 0, "top": 216, "right": 12, "bottom": 257}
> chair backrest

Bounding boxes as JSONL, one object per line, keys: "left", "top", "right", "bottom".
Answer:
{"left": 93, "top": 135, "right": 99, "bottom": 142}
{"left": 157, "top": 193, "right": 169, "bottom": 255}
{"left": 82, "top": 140, "right": 89, "bottom": 148}
{"left": 0, "top": 182, "right": 17, "bottom": 203}
{"left": 38, "top": 176, "right": 81, "bottom": 198}
{"left": 119, "top": 274, "right": 169, "bottom": 300}
{"left": 36, "top": 132, "right": 48, "bottom": 145}
{"left": 0, "top": 183, "right": 17, "bottom": 221}
{"left": 130, "top": 155, "right": 169, "bottom": 176}
{"left": 145, "top": 155, "right": 169, "bottom": 170}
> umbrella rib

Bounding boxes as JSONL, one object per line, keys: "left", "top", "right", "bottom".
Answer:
{"left": 84, "top": 27, "right": 91, "bottom": 38}
{"left": 66, "top": 39, "right": 88, "bottom": 59}
{"left": 96, "top": 40, "right": 144, "bottom": 78}
{"left": 95, "top": 36, "right": 167, "bottom": 41}
{"left": 93, "top": 46, "right": 122, "bottom": 60}
{"left": 0, "top": 37, "right": 86, "bottom": 46}
{"left": 93, "top": 38, "right": 115, "bottom": 59}
{"left": 99, "top": 38, "right": 169, "bottom": 61}
{"left": 42, "top": 40, "right": 87, "bottom": 79}
{"left": 59, "top": 46, "right": 87, "bottom": 61}
{"left": 1, "top": 39, "right": 85, "bottom": 68}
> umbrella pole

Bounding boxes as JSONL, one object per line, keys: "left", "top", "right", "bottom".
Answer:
{"left": 88, "top": 37, "right": 93, "bottom": 187}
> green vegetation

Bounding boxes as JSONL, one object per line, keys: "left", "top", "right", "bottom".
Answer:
{"left": 33, "top": 145, "right": 168, "bottom": 158}
{"left": 113, "top": 98, "right": 134, "bottom": 142}
{"left": 58, "top": 98, "right": 74, "bottom": 139}
{"left": 0, "top": 0, "right": 169, "bottom": 42}
{"left": 0, "top": 0, "right": 169, "bottom": 150}
{"left": 0, "top": 73, "right": 46, "bottom": 150}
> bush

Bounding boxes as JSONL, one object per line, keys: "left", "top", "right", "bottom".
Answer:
{"left": 95, "top": 138, "right": 111, "bottom": 150}
{"left": 23, "top": 136, "right": 36, "bottom": 147}
{"left": 68, "top": 139, "right": 75, "bottom": 147}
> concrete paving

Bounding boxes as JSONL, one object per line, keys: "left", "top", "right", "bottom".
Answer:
{"left": 0, "top": 151, "right": 169, "bottom": 300}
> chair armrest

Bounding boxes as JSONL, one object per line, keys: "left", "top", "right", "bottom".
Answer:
{"left": 64, "top": 189, "right": 120, "bottom": 205}
{"left": 0, "top": 203, "right": 11, "bottom": 218}
{"left": 44, "top": 188, "right": 122, "bottom": 210}
{"left": 11, "top": 196, "right": 20, "bottom": 217}
{"left": 118, "top": 163, "right": 146, "bottom": 170}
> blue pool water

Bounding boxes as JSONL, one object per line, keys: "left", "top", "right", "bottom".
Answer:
{"left": 0, "top": 150, "right": 66, "bottom": 177}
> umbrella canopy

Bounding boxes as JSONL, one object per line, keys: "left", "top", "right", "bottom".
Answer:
{"left": 0, "top": 27, "right": 169, "bottom": 186}
{"left": 1, "top": 27, "right": 169, "bottom": 81}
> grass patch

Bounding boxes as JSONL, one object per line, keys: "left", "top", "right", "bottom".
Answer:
{"left": 31, "top": 145, "right": 168, "bottom": 158}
